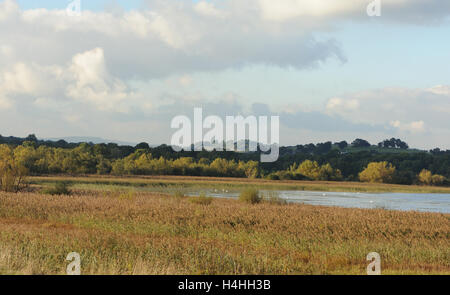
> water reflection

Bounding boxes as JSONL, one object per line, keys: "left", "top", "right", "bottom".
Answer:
{"left": 187, "top": 190, "right": 450, "bottom": 213}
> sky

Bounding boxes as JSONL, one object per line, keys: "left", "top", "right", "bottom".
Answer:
{"left": 1, "top": 0, "right": 450, "bottom": 149}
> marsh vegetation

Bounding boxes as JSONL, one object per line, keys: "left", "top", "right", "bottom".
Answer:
{"left": 0, "top": 186, "right": 448, "bottom": 275}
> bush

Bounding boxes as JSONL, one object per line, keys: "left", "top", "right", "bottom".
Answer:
{"left": 431, "top": 174, "right": 446, "bottom": 186}
{"left": 239, "top": 188, "right": 261, "bottom": 204}
{"left": 189, "top": 194, "right": 213, "bottom": 205}
{"left": 266, "top": 171, "right": 308, "bottom": 181}
{"left": 42, "top": 182, "right": 72, "bottom": 195}
{"left": 266, "top": 173, "right": 280, "bottom": 180}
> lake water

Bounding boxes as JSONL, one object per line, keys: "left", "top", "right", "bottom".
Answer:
{"left": 187, "top": 190, "right": 450, "bottom": 214}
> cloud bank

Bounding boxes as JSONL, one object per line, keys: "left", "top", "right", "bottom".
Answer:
{"left": 0, "top": 0, "right": 450, "bottom": 149}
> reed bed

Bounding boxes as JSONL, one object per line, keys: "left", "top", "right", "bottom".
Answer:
{"left": 0, "top": 190, "right": 448, "bottom": 275}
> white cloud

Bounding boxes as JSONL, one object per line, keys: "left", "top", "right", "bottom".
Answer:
{"left": 0, "top": 0, "right": 347, "bottom": 81}
{"left": 179, "top": 75, "right": 193, "bottom": 87}
{"left": 324, "top": 85, "right": 450, "bottom": 146}
{"left": 0, "top": 45, "right": 13, "bottom": 57}
{"left": 0, "top": 95, "right": 12, "bottom": 109}
{"left": 0, "top": 63, "right": 63, "bottom": 95}
{"left": 69, "top": 48, "right": 107, "bottom": 87}
{"left": 326, "top": 97, "right": 359, "bottom": 112}
{"left": 390, "top": 120, "right": 426, "bottom": 133}
{"left": 258, "top": 0, "right": 363, "bottom": 21}
{"left": 1, "top": 0, "right": 446, "bottom": 83}
{"left": 0, "top": 0, "right": 18, "bottom": 21}
{"left": 120, "top": 11, "right": 153, "bottom": 38}
{"left": 1, "top": 63, "right": 39, "bottom": 94}
{"left": 427, "top": 84, "right": 450, "bottom": 96}
{"left": 64, "top": 114, "right": 82, "bottom": 124}
{"left": 65, "top": 48, "right": 133, "bottom": 112}
{"left": 194, "top": 2, "right": 228, "bottom": 19}
{"left": 1, "top": 0, "right": 450, "bottom": 148}
{"left": 256, "top": 0, "right": 447, "bottom": 22}
{"left": 0, "top": 47, "right": 134, "bottom": 112}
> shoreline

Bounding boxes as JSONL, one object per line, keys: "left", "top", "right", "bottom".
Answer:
{"left": 29, "top": 175, "right": 450, "bottom": 194}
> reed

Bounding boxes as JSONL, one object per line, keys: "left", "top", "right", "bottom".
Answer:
{"left": 0, "top": 190, "right": 448, "bottom": 275}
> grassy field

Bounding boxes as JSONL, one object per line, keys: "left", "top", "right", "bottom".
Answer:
{"left": 0, "top": 185, "right": 449, "bottom": 275}
{"left": 29, "top": 175, "right": 450, "bottom": 194}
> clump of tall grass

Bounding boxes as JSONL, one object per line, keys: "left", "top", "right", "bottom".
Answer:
{"left": 262, "top": 191, "right": 287, "bottom": 205}
{"left": 172, "top": 190, "right": 186, "bottom": 199}
{"left": 41, "top": 182, "right": 72, "bottom": 195}
{"left": 189, "top": 193, "right": 213, "bottom": 205}
{"left": 239, "top": 188, "right": 261, "bottom": 204}
{"left": 118, "top": 191, "right": 136, "bottom": 201}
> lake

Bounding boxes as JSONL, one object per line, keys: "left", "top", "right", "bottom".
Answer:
{"left": 187, "top": 189, "right": 450, "bottom": 213}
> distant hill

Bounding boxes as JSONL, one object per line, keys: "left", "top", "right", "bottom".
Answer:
{"left": 0, "top": 134, "right": 440, "bottom": 155}
{"left": 340, "top": 146, "right": 424, "bottom": 154}
{"left": 45, "top": 136, "right": 138, "bottom": 146}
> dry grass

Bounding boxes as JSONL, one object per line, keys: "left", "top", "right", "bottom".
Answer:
{"left": 0, "top": 190, "right": 449, "bottom": 275}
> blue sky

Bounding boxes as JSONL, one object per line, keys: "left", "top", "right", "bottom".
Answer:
{"left": 1, "top": 0, "right": 450, "bottom": 148}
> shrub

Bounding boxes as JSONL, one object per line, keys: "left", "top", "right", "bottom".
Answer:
{"left": 189, "top": 194, "right": 213, "bottom": 205}
{"left": 266, "top": 173, "right": 280, "bottom": 180}
{"left": 239, "top": 188, "right": 261, "bottom": 204}
{"left": 266, "top": 171, "right": 308, "bottom": 181}
{"left": 42, "top": 182, "right": 72, "bottom": 195}
{"left": 431, "top": 174, "right": 446, "bottom": 186}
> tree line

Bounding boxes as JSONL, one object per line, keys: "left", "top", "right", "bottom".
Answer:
{"left": 0, "top": 138, "right": 449, "bottom": 191}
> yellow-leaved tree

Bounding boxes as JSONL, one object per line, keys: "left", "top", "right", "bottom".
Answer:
{"left": 418, "top": 169, "right": 446, "bottom": 186}
{"left": 359, "top": 161, "right": 396, "bottom": 183}
{"left": 296, "top": 160, "right": 321, "bottom": 180}
{"left": 0, "top": 145, "right": 28, "bottom": 192}
{"left": 418, "top": 169, "right": 433, "bottom": 185}
{"left": 290, "top": 160, "right": 342, "bottom": 181}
